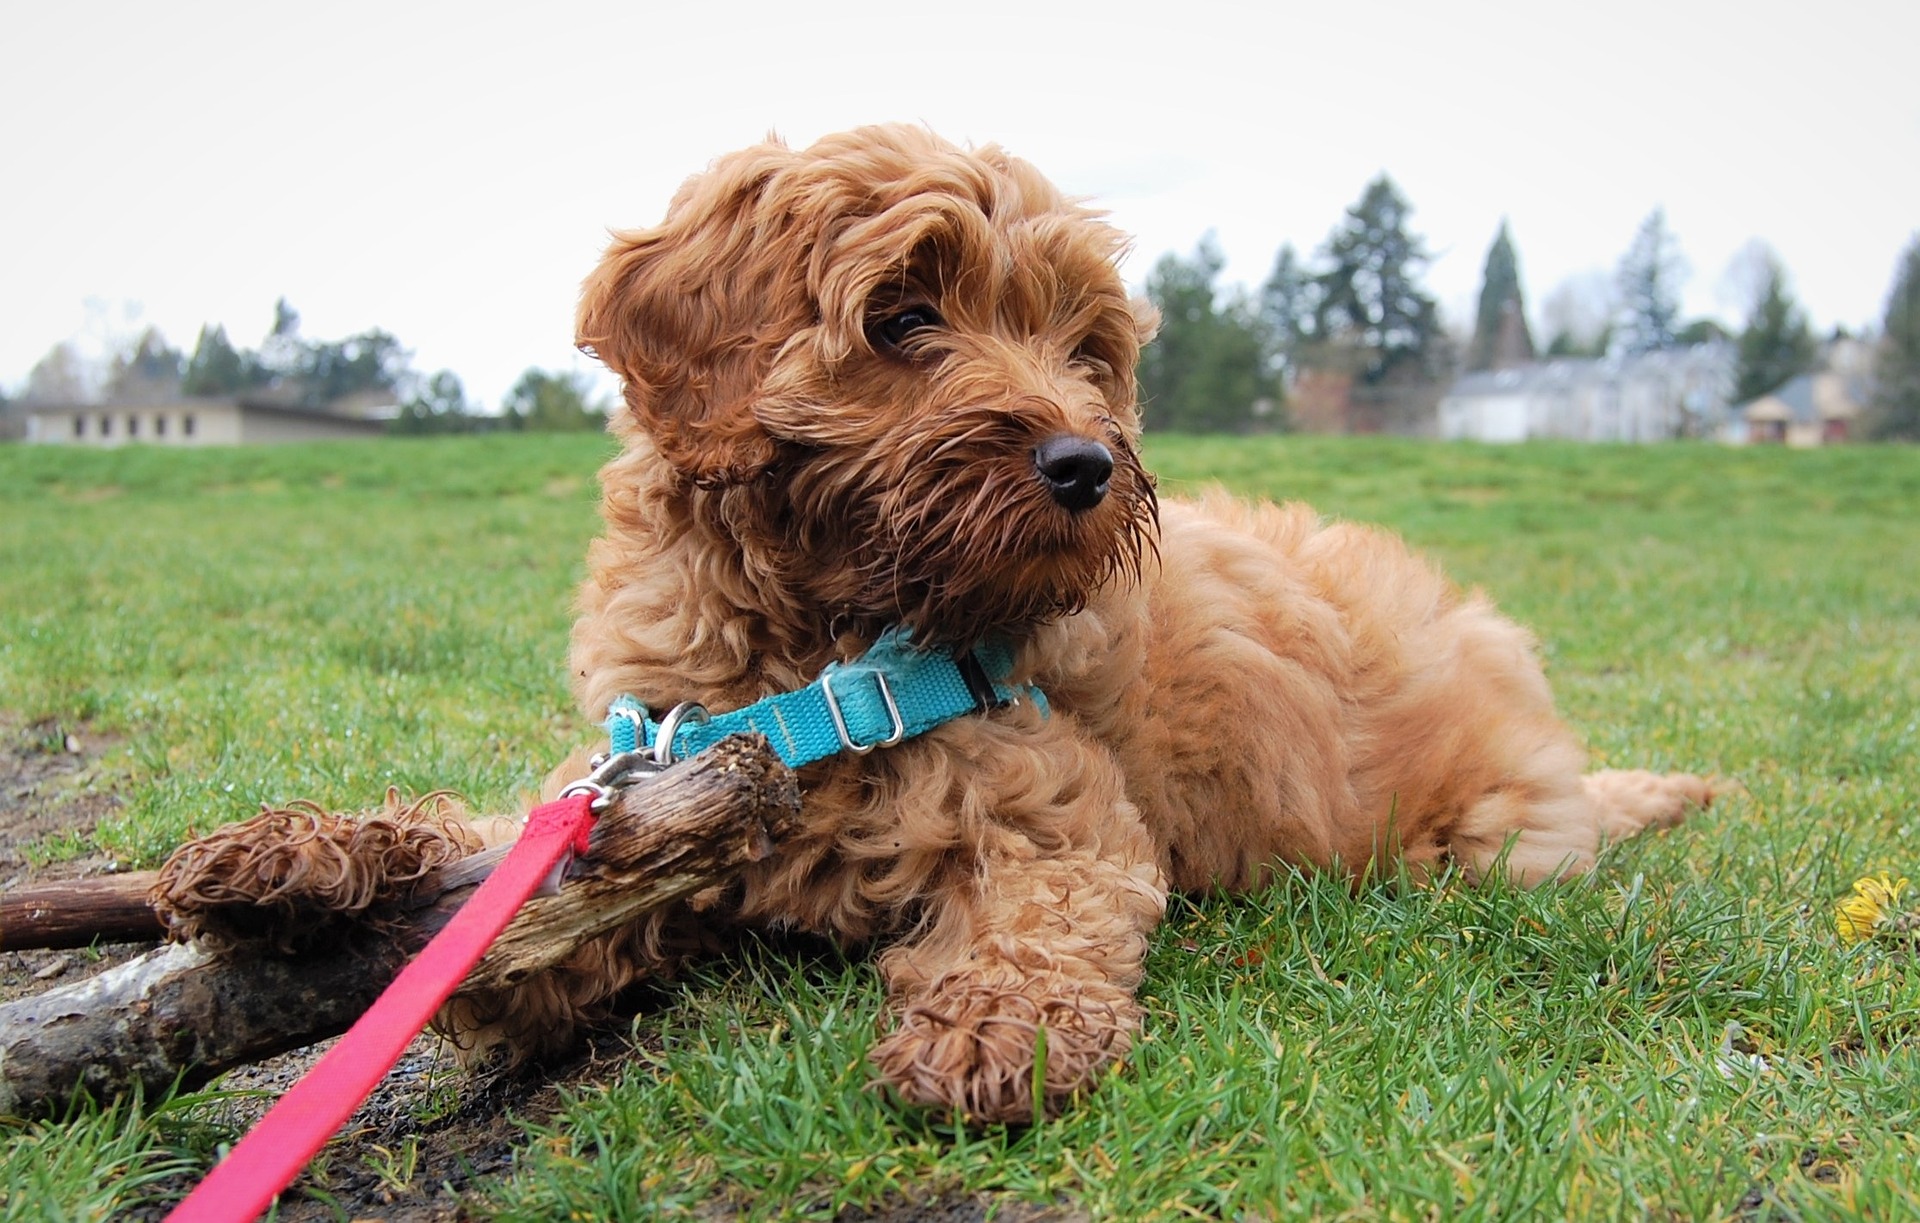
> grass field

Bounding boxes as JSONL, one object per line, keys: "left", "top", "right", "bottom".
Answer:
{"left": 1, "top": 433, "right": 1917, "bottom": 1220}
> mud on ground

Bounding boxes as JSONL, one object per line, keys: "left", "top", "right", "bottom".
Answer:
{"left": 1, "top": 715, "right": 139, "bottom": 1004}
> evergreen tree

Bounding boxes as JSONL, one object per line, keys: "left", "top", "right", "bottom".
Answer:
{"left": 181, "top": 324, "right": 256, "bottom": 395}
{"left": 22, "top": 341, "right": 94, "bottom": 403}
{"left": 1678, "top": 318, "right": 1732, "bottom": 346}
{"left": 1870, "top": 235, "right": 1920, "bottom": 440}
{"left": 104, "top": 326, "right": 183, "bottom": 399}
{"left": 1467, "top": 221, "right": 1535, "bottom": 371}
{"left": 257, "top": 297, "right": 304, "bottom": 380}
{"left": 1541, "top": 272, "right": 1615, "bottom": 357}
{"left": 1615, "top": 208, "right": 1687, "bottom": 355}
{"left": 1137, "top": 236, "right": 1281, "bottom": 431}
{"left": 296, "top": 328, "right": 409, "bottom": 405}
{"left": 1310, "top": 175, "right": 1442, "bottom": 384}
{"left": 1259, "top": 242, "right": 1315, "bottom": 371}
{"left": 502, "top": 367, "right": 605, "bottom": 431}
{"left": 1734, "top": 251, "right": 1817, "bottom": 403}
{"left": 392, "top": 369, "right": 476, "bottom": 434}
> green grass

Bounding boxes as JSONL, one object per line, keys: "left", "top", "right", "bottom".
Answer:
{"left": 2, "top": 434, "right": 1918, "bottom": 1220}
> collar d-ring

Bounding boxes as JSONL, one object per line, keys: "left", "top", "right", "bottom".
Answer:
{"left": 650, "top": 701, "right": 710, "bottom": 766}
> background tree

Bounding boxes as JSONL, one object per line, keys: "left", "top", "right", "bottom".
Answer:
{"left": 1677, "top": 318, "right": 1732, "bottom": 346}
{"left": 1466, "top": 220, "right": 1536, "bottom": 371}
{"left": 103, "top": 327, "right": 183, "bottom": 401}
{"left": 257, "top": 297, "right": 304, "bottom": 383}
{"left": 1138, "top": 236, "right": 1281, "bottom": 432}
{"left": 502, "top": 367, "right": 606, "bottom": 431}
{"left": 1310, "top": 174, "right": 1443, "bottom": 385}
{"left": 295, "top": 328, "right": 410, "bottom": 406}
{"left": 1614, "top": 208, "right": 1687, "bottom": 355}
{"left": 180, "top": 324, "right": 258, "bottom": 396}
{"left": 1541, "top": 272, "right": 1615, "bottom": 357}
{"left": 1733, "top": 249, "right": 1818, "bottom": 403}
{"left": 1869, "top": 235, "right": 1920, "bottom": 440}
{"left": 22, "top": 341, "right": 96, "bottom": 404}
{"left": 392, "top": 369, "right": 477, "bottom": 434}
{"left": 1139, "top": 238, "right": 1222, "bottom": 425}
{"left": 219, "top": 299, "right": 416, "bottom": 407}
{"left": 1259, "top": 242, "right": 1315, "bottom": 374}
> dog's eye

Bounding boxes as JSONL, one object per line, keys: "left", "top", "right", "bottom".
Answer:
{"left": 871, "top": 306, "right": 945, "bottom": 352}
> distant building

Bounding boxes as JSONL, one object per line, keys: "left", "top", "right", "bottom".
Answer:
{"left": 1287, "top": 368, "right": 1356, "bottom": 434}
{"left": 21, "top": 390, "right": 391, "bottom": 447}
{"left": 1729, "top": 370, "right": 1867, "bottom": 446}
{"left": 1437, "top": 343, "right": 1735, "bottom": 443}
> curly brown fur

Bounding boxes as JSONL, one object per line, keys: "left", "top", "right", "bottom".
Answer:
{"left": 153, "top": 789, "right": 484, "bottom": 955}
{"left": 476, "top": 124, "right": 1722, "bottom": 1122}
{"left": 180, "top": 126, "right": 1718, "bottom": 1122}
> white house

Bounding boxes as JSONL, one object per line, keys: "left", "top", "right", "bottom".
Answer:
{"left": 22, "top": 393, "right": 389, "bottom": 446}
{"left": 1438, "top": 343, "right": 1736, "bottom": 443}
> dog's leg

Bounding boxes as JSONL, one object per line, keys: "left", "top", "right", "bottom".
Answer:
{"left": 867, "top": 733, "right": 1168, "bottom": 1123}
{"left": 152, "top": 748, "right": 596, "bottom": 954}
{"left": 1583, "top": 768, "right": 1718, "bottom": 838}
{"left": 1389, "top": 605, "right": 1718, "bottom": 886}
{"left": 1448, "top": 745, "right": 1716, "bottom": 885}
{"left": 152, "top": 790, "right": 489, "bottom": 954}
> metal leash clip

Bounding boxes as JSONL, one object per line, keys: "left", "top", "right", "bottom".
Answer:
{"left": 559, "top": 748, "right": 661, "bottom": 812}
{"left": 539, "top": 748, "right": 661, "bottom": 896}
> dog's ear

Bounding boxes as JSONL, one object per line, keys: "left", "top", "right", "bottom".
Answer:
{"left": 1129, "top": 296, "right": 1162, "bottom": 347}
{"left": 576, "top": 143, "right": 807, "bottom": 485}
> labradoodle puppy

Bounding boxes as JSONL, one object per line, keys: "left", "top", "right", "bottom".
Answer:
{"left": 163, "top": 125, "right": 1715, "bottom": 1123}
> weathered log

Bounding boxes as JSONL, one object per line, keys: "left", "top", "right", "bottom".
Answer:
{"left": 1, "top": 870, "right": 166, "bottom": 950}
{"left": 0, "top": 734, "right": 798, "bottom": 1119}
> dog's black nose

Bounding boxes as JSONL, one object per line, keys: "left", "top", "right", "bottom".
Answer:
{"left": 1033, "top": 435, "right": 1113, "bottom": 512}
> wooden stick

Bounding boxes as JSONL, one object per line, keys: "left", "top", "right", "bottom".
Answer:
{"left": 1, "top": 870, "right": 165, "bottom": 950}
{"left": 0, "top": 734, "right": 798, "bottom": 1120}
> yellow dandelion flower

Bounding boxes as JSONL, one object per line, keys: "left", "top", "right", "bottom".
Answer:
{"left": 1834, "top": 872, "right": 1910, "bottom": 945}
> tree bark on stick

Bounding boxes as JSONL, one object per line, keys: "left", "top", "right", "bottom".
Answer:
{"left": 0, "top": 734, "right": 798, "bottom": 1120}
{"left": 1, "top": 870, "right": 165, "bottom": 950}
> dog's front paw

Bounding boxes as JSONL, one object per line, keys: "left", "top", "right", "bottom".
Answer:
{"left": 870, "top": 971, "right": 1139, "bottom": 1123}
{"left": 151, "top": 789, "right": 481, "bottom": 954}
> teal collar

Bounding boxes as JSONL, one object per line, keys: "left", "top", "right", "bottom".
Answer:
{"left": 604, "top": 627, "right": 1048, "bottom": 770}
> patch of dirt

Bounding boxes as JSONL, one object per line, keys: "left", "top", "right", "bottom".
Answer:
{"left": 837, "top": 1196, "right": 1088, "bottom": 1222}
{"left": 125, "top": 1031, "right": 630, "bottom": 1223}
{"left": 1733, "top": 1146, "right": 1855, "bottom": 1219}
{"left": 121, "top": 1024, "right": 1087, "bottom": 1222}
{"left": 0, "top": 715, "right": 149, "bottom": 1004}
{"left": 0, "top": 715, "right": 123, "bottom": 880}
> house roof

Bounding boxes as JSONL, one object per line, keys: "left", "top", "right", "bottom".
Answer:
{"left": 1741, "top": 376, "right": 1817, "bottom": 423}
{"left": 1736, "top": 373, "right": 1865, "bottom": 423}
{"left": 232, "top": 396, "right": 393, "bottom": 426}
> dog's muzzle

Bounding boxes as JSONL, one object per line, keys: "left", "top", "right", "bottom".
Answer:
{"left": 1033, "top": 434, "right": 1113, "bottom": 512}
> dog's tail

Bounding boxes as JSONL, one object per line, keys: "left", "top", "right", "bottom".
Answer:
{"left": 1582, "top": 769, "right": 1720, "bottom": 841}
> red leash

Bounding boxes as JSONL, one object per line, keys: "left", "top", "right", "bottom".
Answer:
{"left": 165, "top": 792, "right": 599, "bottom": 1223}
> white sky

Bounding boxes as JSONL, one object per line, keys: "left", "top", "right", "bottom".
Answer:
{"left": 4, "top": 0, "right": 1915, "bottom": 409}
